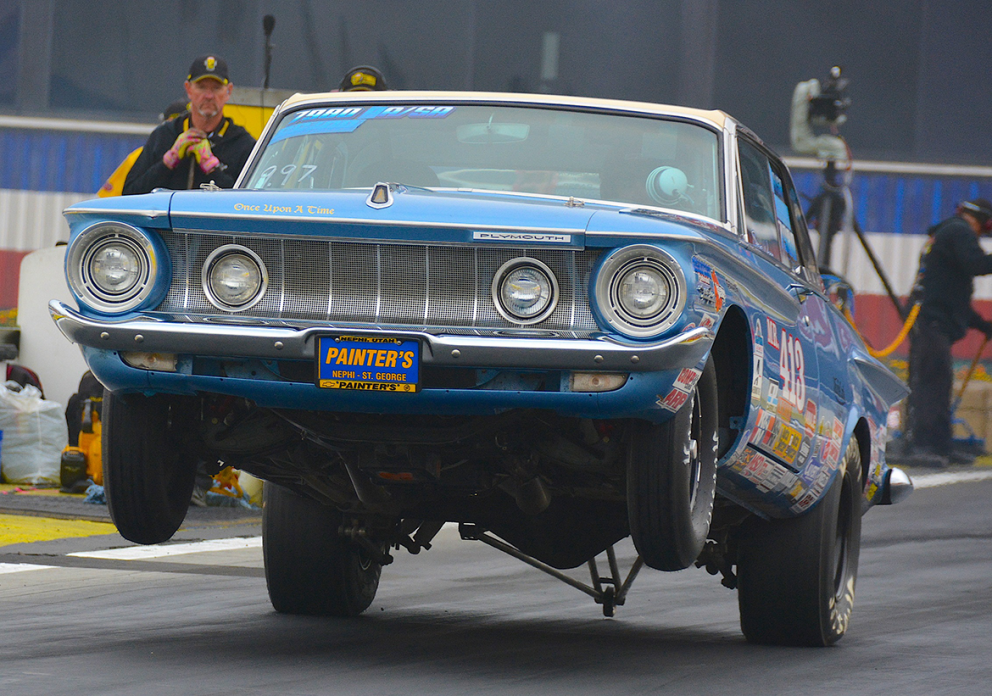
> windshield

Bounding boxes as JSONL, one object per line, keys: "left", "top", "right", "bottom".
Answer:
{"left": 244, "top": 103, "right": 724, "bottom": 221}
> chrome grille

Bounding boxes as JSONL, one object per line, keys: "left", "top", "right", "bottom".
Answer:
{"left": 157, "top": 231, "right": 601, "bottom": 336}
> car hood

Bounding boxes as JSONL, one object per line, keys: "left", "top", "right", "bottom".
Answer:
{"left": 158, "top": 187, "right": 715, "bottom": 246}
{"left": 165, "top": 187, "right": 596, "bottom": 245}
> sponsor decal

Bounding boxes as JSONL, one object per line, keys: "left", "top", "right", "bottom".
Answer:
{"left": 711, "top": 270, "right": 724, "bottom": 310}
{"left": 804, "top": 400, "right": 818, "bottom": 439}
{"left": 673, "top": 367, "right": 702, "bottom": 392}
{"left": 275, "top": 105, "right": 456, "bottom": 142}
{"left": 789, "top": 480, "right": 806, "bottom": 500}
{"left": 752, "top": 319, "right": 764, "bottom": 403}
{"left": 792, "top": 490, "right": 818, "bottom": 512}
{"left": 772, "top": 423, "right": 803, "bottom": 465}
{"left": 734, "top": 446, "right": 798, "bottom": 494}
{"left": 810, "top": 467, "right": 832, "bottom": 497}
{"left": 658, "top": 366, "right": 703, "bottom": 412}
{"left": 767, "top": 318, "right": 780, "bottom": 349}
{"left": 765, "top": 380, "right": 779, "bottom": 408}
{"left": 750, "top": 408, "right": 778, "bottom": 448}
{"left": 658, "top": 387, "right": 690, "bottom": 412}
{"left": 693, "top": 258, "right": 725, "bottom": 309}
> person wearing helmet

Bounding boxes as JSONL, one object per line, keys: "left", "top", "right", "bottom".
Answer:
{"left": 907, "top": 198, "right": 992, "bottom": 466}
{"left": 338, "top": 65, "right": 388, "bottom": 92}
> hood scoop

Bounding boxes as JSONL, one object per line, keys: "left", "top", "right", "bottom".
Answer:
{"left": 366, "top": 182, "right": 394, "bottom": 209}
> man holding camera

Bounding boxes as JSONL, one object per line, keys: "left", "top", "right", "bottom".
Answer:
{"left": 907, "top": 198, "right": 992, "bottom": 466}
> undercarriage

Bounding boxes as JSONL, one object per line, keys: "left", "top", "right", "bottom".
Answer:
{"left": 184, "top": 394, "right": 747, "bottom": 615}
{"left": 194, "top": 396, "right": 632, "bottom": 570}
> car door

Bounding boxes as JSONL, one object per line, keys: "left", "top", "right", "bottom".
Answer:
{"left": 736, "top": 137, "right": 825, "bottom": 492}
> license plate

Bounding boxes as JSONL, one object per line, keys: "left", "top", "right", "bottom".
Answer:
{"left": 316, "top": 335, "right": 419, "bottom": 393}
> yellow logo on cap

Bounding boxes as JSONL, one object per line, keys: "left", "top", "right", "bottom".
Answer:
{"left": 351, "top": 72, "right": 377, "bottom": 87}
{"left": 205, "top": 56, "right": 217, "bottom": 71}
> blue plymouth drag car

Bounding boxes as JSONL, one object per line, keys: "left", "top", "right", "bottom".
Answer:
{"left": 51, "top": 91, "right": 912, "bottom": 646}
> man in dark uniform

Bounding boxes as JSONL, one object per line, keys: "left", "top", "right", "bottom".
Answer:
{"left": 123, "top": 55, "right": 255, "bottom": 194}
{"left": 907, "top": 198, "right": 992, "bottom": 466}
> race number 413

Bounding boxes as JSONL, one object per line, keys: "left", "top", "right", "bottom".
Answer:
{"left": 778, "top": 330, "right": 806, "bottom": 407}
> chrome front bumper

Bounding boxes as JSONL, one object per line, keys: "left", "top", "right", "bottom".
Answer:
{"left": 50, "top": 300, "right": 714, "bottom": 372}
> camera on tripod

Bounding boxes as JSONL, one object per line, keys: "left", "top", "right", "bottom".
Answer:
{"left": 807, "top": 66, "right": 851, "bottom": 129}
{"left": 790, "top": 66, "right": 849, "bottom": 163}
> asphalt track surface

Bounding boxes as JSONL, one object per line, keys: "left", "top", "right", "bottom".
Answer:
{"left": 0, "top": 469, "right": 990, "bottom": 696}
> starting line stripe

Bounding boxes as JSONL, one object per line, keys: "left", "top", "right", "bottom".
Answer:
{"left": 68, "top": 536, "right": 262, "bottom": 561}
{"left": 0, "top": 563, "right": 57, "bottom": 574}
{"left": 911, "top": 470, "right": 992, "bottom": 489}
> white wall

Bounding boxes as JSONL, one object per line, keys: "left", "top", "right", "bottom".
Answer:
{"left": 0, "top": 189, "right": 90, "bottom": 251}
{"left": 813, "top": 230, "right": 992, "bottom": 301}
{"left": 17, "top": 247, "right": 88, "bottom": 408}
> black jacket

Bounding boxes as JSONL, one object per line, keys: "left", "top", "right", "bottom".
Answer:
{"left": 916, "top": 215, "right": 992, "bottom": 342}
{"left": 122, "top": 113, "right": 255, "bottom": 195}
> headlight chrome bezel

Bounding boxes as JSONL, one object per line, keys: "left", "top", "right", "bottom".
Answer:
{"left": 595, "top": 245, "right": 686, "bottom": 338}
{"left": 491, "top": 257, "right": 559, "bottom": 325}
{"left": 202, "top": 244, "right": 269, "bottom": 312}
{"left": 67, "top": 222, "right": 159, "bottom": 314}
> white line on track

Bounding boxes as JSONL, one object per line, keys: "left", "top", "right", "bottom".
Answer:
{"left": 67, "top": 536, "right": 262, "bottom": 561}
{"left": 910, "top": 469, "right": 992, "bottom": 489}
{"left": 0, "top": 563, "right": 57, "bottom": 574}
{"left": 17, "top": 473, "right": 989, "bottom": 568}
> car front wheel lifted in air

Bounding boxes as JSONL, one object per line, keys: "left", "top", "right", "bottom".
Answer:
{"left": 102, "top": 390, "right": 197, "bottom": 545}
{"left": 737, "top": 435, "right": 863, "bottom": 646}
{"left": 627, "top": 356, "right": 719, "bottom": 571}
{"left": 263, "top": 483, "right": 382, "bottom": 616}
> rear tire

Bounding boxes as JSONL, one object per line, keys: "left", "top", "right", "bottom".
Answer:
{"left": 737, "top": 436, "right": 863, "bottom": 646}
{"left": 263, "top": 483, "right": 381, "bottom": 616}
{"left": 627, "top": 357, "right": 719, "bottom": 571}
{"left": 102, "top": 390, "right": 196, "bottom": 545}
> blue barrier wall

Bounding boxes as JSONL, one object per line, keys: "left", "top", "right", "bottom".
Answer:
{"left": 0, "top": 128, "right": 146, "bottom": 195}
{"left": 792, "top": 170, "right": 992, "bottom": 237}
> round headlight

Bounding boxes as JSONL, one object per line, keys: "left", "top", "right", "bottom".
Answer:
{"left": 617, "top": 266, "right": 671, "bottom": 319}
{"left": 89, "top": 240, "right": 143, "bottom": 296}
{"left": 595, "top": 245, "right": 686, "bottom": 338}
{"left": 202, "top": 245, "right": 268, "bottom": 311}
{"left": 492, "top": 258, "right": 559, "bottom": 325}
{"left": 67, "top": 222, "right": 158, "bottom": 313}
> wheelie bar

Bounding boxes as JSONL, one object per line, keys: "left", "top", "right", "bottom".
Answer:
{"left": 458, "top": 523, "right": 644, "bottom": 617}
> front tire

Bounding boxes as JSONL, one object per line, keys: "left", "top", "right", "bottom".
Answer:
{"left": 102, "top": 390, "right": 196, "bottom": 545}
{"left": 263, "top": 483, "right": 381, "bottom": 616}
{"left": 627, "top": 357, "right": 719, "bottom": 571}
{"left": 737, "top": 436, "right": 863, "bottom": 646}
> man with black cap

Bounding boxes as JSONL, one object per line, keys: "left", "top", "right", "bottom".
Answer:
{"left": 907, "top": 198, "right": 992, "bottom": 466}
{"left": 123, "top": 55, "right": 255, "bottom": 194}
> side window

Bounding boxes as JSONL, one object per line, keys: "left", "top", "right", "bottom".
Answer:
{"left": 738, "top": 141, "right": 780, "bottom": 262}
{"left": 783, "top": 166, "right": 822, "bottom": 283}
{"left": 768, "top": 165, "right": 800, "bottom": 269}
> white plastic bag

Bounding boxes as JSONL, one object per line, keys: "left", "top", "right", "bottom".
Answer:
{"left": 0, "top": 383, "right": 67, "bottom": 484}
